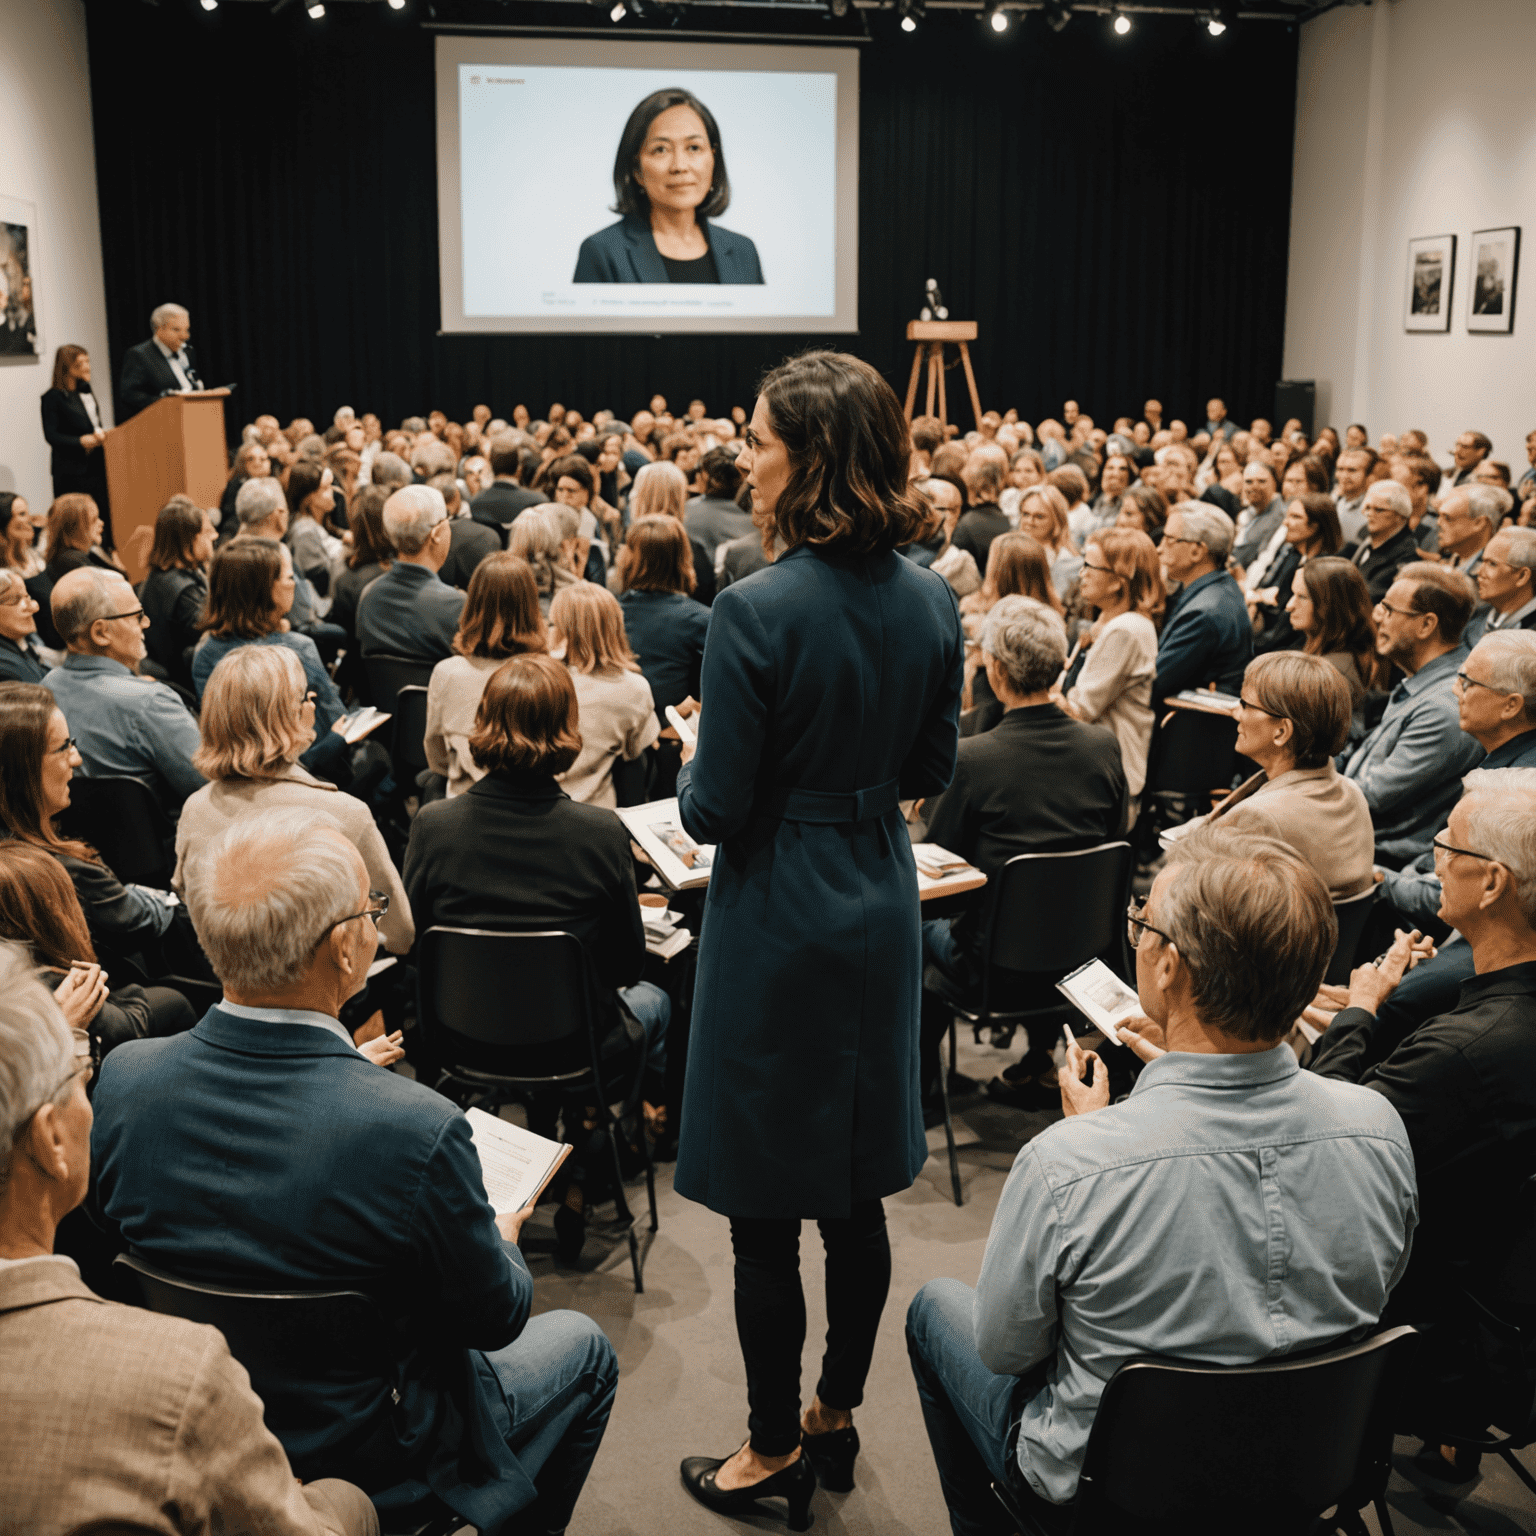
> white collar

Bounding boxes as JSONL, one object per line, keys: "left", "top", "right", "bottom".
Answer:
{"left": 217, "top": 999, "right": 360, "bottom": 1052}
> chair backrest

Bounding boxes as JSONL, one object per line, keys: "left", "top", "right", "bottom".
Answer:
{"left": 1078, "top": 1326, "right": 1418, "bottom": 1531}
{"left": 416, "top": 926, "right": 598, "bottom": 1080}
{"left": 55, "top": 776, "right": 175, "bottom": 888}
{"left": 982, "top": 842, "right": 1133, "bottom": 980}
{"left": 1324, "top": 885, "right": 1378, "bottom": 986}
{"left": 1147, "top": 707, "right": 1240, "bottom": 797}
{"left": 391, "top": 684, "right": 430, "bottom": 783}
{"left": 362, "top": 653, "right": 435, "bottom": 714}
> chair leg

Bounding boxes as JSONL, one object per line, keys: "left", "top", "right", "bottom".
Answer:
{"left": 1499, "top": 1445, "right": 1536, "bottom": 1497}
{"left": 1373, "top": 1494, "right": 1397, "bottom": 1536}
{"left": 941, "top": 1016, "right": 963, "bottom": 1207}
{"left": 641, "top": 1119, "right": 659, "bottom": 1234}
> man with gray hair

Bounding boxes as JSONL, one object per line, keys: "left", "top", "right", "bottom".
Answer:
{"left": 1351, "top": 477, "right": 1419, "bottom": 605}
{"left": 921, "top": 595, "right": 1127, "bottom": 1112}
{"left": 91, "top": 809, "right": 619, "bottom": 1531}
{"left": 952, "top": 444, "right": 1012, "bottom": 571}
{"left": 909, "top": 828, "right": 1416, "bottom": 1531}
{"left": 1469, "top": 525, "right": 1536, "bottom": 643}
{"left": 1151, "top": 502, "right": 1251, "bottom": 705}
{"left": 368, "top": 449, "right": 413, "bottom": 495}
{"left": 117, "top": 301, "right": 203, "bottom": 420}
{"left": 355, "top": 484, "right": 465, "bottom": 662}
{"left": 1434, "top": 482, "right": 1505, "bottom": 583}
{"left": 0, "top": 942, "right": 376, "bottom": 1533}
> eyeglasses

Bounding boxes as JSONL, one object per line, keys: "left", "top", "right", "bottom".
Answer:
{"left": 1126, "top": 897, "right": 1173, "bottom": 951}
{"left": 1080, "top": 559, "right": 1117, "bottom": 576}
{"left": 1162, "top": 535, "right": 1206, "bottom": 549}
{"left": 26, "top": 1029, "right": 94, "bottom": 1127}
{"left": 1238, "top": 696, "right": 1281, "bottom": 716}
{"left": 0, "top": 589, "right": 33, "bottom": 608}
{"left": 320, "top": 891, "right": 389, "bottom": 941}
{"left": 1431, "top": 834, "right": 1497, "bottom": 866}
{"left": 1374, "top": 600, "right": 1422, "bottom": 620}
{"left": 98, "top": 608, "right": 148, "bottom": 624}
{"left": 1454, "top": 670, "right": 1506, "bottom": 698}
{"left": 47, "top": 735, "right": 78, "bottom": 757}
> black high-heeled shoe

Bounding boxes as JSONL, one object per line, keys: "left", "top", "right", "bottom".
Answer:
{"left": 680, "top": 1447, "right": 816, "bottom": 1530}
{"left": 800, "top": 1424, "right": 859, "bottom": 1492}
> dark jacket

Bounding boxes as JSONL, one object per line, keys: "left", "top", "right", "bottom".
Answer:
{"left": 355, "top": 562, "right": 465, "bottom": 662}
{"left": 674, "top": 545, "right": 964, "bottom": 1219}
{"left": 89, "top": 1007, "right": 540, "bottom": 1527}
{"left": 139, "top": 566, "right": 207, "bottom": 683}
{"left": 1350, "top": 523, "right": 1420, "bottom": 607}
{"left": 1311, "top": 962, "right": 1536, "bottom": 1321}
{"left": 1231, "top": 494, "right": 1287, "bottom": 570}
{"left": 330, "top": 561, "right": 388, "bottom": 641}
{"left": 40, "top": 387, "right": 106, "bottom": 481}
{"left": 469, "top": 480, "right": 542, "bottom": 536}
{"left": 1152, "top": 568, "right": 1253, "bottom": 704}
{"left": 572, "top": 214, "right": 764, "bottom": 285}
{"left": 439, "top": 517, "right": 501, "bottom": 591}
{"left": 0, "top": 634, "right": 49, "bottom": 684}
{"left": 617, "top": 589, "right": 711, "bottom": 718}
{"left": 717, "top": 531, "right": 776, "bottom": 590}
{"left": 117, "top": 339, "right": 200, "bottom": 422}
{"left": 684, "top": 496, "right": 754, "bottom": 565}
{"left": 47, "top": 545, "right": 118, "bottom": 584}
{"left": 950, "top": 504, "right": 1011, "bottom": 573}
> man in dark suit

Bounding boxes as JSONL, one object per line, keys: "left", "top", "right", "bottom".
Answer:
{"left": 1351, "top": 479, "right": 1421, "bottom": 606}
{"left": 90, "top": 808, "right": 619, "bottom": 1533}
{"left": 117, "top": 303, "right": 203, "bottom": 421}
{"left": 470, "top": 434, "right": 543, "bottom": 539}
{"left": 356, "top": 486, "right": 466, "bottom": 662}
{"left": 1150, "top": 504, "right": 1252, "bottom": 705}
{"left": 428, "top": 474, "right": 499, "bottom": 591}
{"left": 921, "top": 597, "right": 1127, "bottom": 1110}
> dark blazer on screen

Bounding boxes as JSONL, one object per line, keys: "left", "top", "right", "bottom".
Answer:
{"left": 118, "top": 338, "right": 200, "bottom": 421}
{"left": 40, "top": 386, "right": 106, "bottom": 481}
{"left": 573, "top": 214, "right": 764, "bottom": 284}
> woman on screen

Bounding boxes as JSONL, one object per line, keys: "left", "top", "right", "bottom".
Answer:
{"left": 572, "top": 87, "right": 764, "bottom": 285}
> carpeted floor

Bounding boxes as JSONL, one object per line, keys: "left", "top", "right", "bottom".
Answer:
{"left": 483, "top": 1029, "right": 1534, "bottom": 1536}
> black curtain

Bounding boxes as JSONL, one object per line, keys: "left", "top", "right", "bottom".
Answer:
{"left": 82, "top": 2, "right": 1297, "bottom": 434}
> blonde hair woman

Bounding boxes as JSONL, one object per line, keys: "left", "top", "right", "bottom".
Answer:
{"left": 173, "top": 645, "right": 414, "bottom": 954}
{"left": 1016, "top": 483, "right": 1083, "bottom": 598}
{"left": 508, "top": 506, "right": 577, "bottom": 615}
{"left": 628, "top": 459, "right": 689, "bottom": 523}
{"left": 550, "top": 583, "right": 660, "bottom": 807}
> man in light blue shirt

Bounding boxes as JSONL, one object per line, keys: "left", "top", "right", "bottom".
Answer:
{"left": 43, "top": 567, "right": 204, "bottom": 813}
{"left": 906, "top": 828, "right": 1417, "bottom": 1535}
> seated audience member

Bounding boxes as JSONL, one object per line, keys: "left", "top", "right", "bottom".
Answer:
{"left": 1434, "top": 483, "right": 1503, "bottom": 580}
{"left": 405, "top": 656, "right": 670, "bottom": 1254}
{"left": 0, "top": 946, "right": 376, "bottom": 1536}
{"left": 1056, "top": 528, "right": 1162, "bottom": 824}
{"left": 1332, "top": 447, "right": 1376, "bottom": 543}
{"left": 684, "top": 448, "right": 753, "bottom": 569}
{"left": 961, "top": 535, "right": 1065, "bottom": 723}
{"left": 921, "top": 598, "right": 1126, "bottom": 1108}
{"left": 220, "top": 437, "right": 271, "bottom": 531}
{"left": 1350, "top": 478, "right": 1420, "bottom": 605}
{"left": 140, "top": 497, "right": 215, "bottom": 686}
{"left": 0, "top": 842, "right": 194, "bottom": 1055}
{"left": 617, "top": 515, "right": 711, "bottom": 727}
{"left": 629, "top": 459, "right": 690, "bottom": 524}
{"left": 355, "top": 485, "right": 465, "bottom": 662}
{"left": 550, "top": 453, "right": 622, "bottom": 580}
{"left": 42, "top": 567, "right": 204, "bottom": 811}
{"left": 1230, "top": 461, "right": 1285, "bottom": 569}
{"left": 1283, "top": 555, "right": 1382, "bottom": 716}
{"left": 192, "top": 540, "right": 351, "bottom": 784}
{"left": 328, "top": 484, "right": 392, "bottom": 640}
{"left": 999, "top": 446, "right": 1047, "bottom": 524}
{"left": 91, "top": 808, "right": 618, "bottom": 1530}
{"left": 909, "top": 414, "right": 945, "bottom": 478}
{"left": 1391, "top": 452, "right": 1442, "bottom": 554}
{"left": 1015, "top": 485, "right": 1082, "bottom": 599}
{"left": 1340, "top": 563, "right": 1482, "bottom": 868}
{"left": 1469, "top": 525, "right": 1536, "bottom": 642}
{"left": 428, "top": 470, "right": 500, "bottom": 590}
{"left": 42, "top": 494, "right": 120, "bottom": 584}
{"left": 550, "top": 583, "right": 659, "bottom": 807}
{"left": 908, "top": 828, "right": 1416, "bottom": 1535}
{"left": 173, "top": 646, "right": 412, "bottom": 956}
{"left": 284, "top": 460, "right": 344, "bottom": 593}
{"left": 951, "top": 446, "right": 1012, "bottom": 572}
{"left": 1249, "top": 492, "right": 1345, "bottom": 653}
{"left": 366, "top": 448, "right": 412, "bottom": 498}
{"left": 910, "top": 475, "right": 975, "bottom": 586}
{"left": 1115, "top": 482, "right": 1167, "bottom": 543}
{"left": 1311, "top": 768, "right": 1536, "bottom": 1468}
{"left": 1086, "top": 452, "right": 1133, "bottom": 533}
{"left": 425, "top": 554, "right": 548, "bottom": 798}
{"left": 716, "top": 525, "right": 780, "bottom": 590}
{"left": 1191, "top": 653, "right": 1374, "bottom": 896}
{"left": 3, "top": 491, "right": 45, "bottom": 581}
{"left": 1051, "top": 465, "right": 1094, "bottom": 545}
{"left": 0, "top": 568, "right": 48, "bottom": 684}
{"left": 0, "top": 683, "right": 199, "bottom": 1008}
{"left": 1150, "top": 504, "right": 1252, "bottom": 705}
{"left": 509, "top": 506, "right": 578, "bottom": 617}
{"left": 1447, "top": 427, "right": 1493, "bottom": 488}
{"left": 231, "top": 476, "right": 336, "bottom": 652}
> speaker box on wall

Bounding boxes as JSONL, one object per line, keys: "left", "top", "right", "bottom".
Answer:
{"left": 1274, "top": 380, "right": 1316, "bottom": 440}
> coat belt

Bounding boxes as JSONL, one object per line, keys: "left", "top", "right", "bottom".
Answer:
{"left": 758, "top": 777, "right": 901, "bottom": 824}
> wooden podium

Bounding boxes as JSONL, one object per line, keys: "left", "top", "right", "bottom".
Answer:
{"left": 103, "top": 389, "right": 230, "bottom": 583}
{"left": 903, "top": 320, "right": 983, "bottom": 433}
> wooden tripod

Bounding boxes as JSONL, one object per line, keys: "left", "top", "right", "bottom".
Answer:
{"left": 902, "top": 319, "right": 982, "bottom": 432}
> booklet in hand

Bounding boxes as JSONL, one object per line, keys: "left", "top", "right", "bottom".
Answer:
{"left": 1055, "top": 959, "right": 1143, "bottom": 1038}
{"left": 465, "top": 1107, "right": 573, "bottom": 1215}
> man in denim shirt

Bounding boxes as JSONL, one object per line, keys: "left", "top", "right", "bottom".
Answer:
{"left": 906, "top": 828, "right": 1416, "bottom": 1535}
{"left": 1341, "top": 563, "right": 1484, "bottom": 869}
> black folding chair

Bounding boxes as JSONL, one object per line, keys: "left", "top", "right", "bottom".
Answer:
{"left": 416, "top": 926, "right": 659, "bottom": 1293}
{"left": 391, "top": 684, "right": 430, "bottom": 789}
{"left": 923, "top": 842, "right": 1133, "bottom": 1206}
{"left": 994, "top": 1325, "right": 1419, "bottom": 1536}
{"left": 55, "top": 775, "right": 176, "bottom": 889}
{"left": 361, "top": 652, "right": 436, "bottom": 724}
{"left": 1326, "top": 885, "right": 1378, "bottom": 986}
{"left": 112, "top": 1253, "right": 460, "bottom": 1536}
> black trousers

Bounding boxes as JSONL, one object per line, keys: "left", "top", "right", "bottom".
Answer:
{"left": 730, "top": 1198, "right": 891, "bottom": 1457}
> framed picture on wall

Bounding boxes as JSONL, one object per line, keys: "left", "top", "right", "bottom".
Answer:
{"left": 1404, "top": 233, "right": 1456, "bottom": 332}
{"left": 1467, "top": 226, "right": 1520, "bottom": 334}
{"left": 0, "top": 195, "right": 40, "bottom": 359}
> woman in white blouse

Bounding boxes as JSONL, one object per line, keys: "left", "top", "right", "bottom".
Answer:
{"left": 1054, "top": 527, "right": 1163, "bottom": 826}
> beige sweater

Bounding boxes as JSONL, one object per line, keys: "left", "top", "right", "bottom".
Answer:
{"left": 423, "top": 652, "right": 504, "bottom": 798}
{"left": 559, "top": 665, "right": 660, "bottom": 807}
{"left": 172, "top": 767, "right": 414, "bottom": 953}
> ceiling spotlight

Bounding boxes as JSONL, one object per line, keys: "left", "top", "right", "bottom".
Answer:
{"left": 1042, "top": 0, "right": 1072, "bottom": 33}
{"left": 306, "top": 1, "right": 324, "bottom": 15}
{"left": 1206, "top": 11, "right": 1228, "bottom": 35}
{"left": 610, "top": 0, "right": 626, "bottom": 15}
{"left": 200, "top": 0, "right": 217, "bottom": 10}
{"left": 1113, "top": 10, "right": 1130, "bottom": 34}
{"left": 898, "top": 0, "right": 922, "bottom": 31}
{"left": 388, "top": 0, "right": 405, "bottom": 9}
{"left": 988, "top": 6, "right": 1009, "bottom": 32}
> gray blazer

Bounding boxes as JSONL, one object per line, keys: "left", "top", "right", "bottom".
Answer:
{"left": 573, "top": 214, "right": 764, "bottom": 284}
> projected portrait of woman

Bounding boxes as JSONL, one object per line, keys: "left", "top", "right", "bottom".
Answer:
{"left": 573, "top": 87, "right": 764, "bottom": 285}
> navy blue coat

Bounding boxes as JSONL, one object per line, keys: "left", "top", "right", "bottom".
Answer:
{"left": 573, "top": 214, "right": 764, "bottom": 284}
{"left": 674, "top": 545, "right": 964, "bottom": 1219}
{"left": 1152, "top": 568, "right": 1254, "bottom": 704}
{"left": 90, "top": 1008, "right": 540, "bottom": 1530}
{"left": 618, "top": 588, "right": 711, "bottom": 719}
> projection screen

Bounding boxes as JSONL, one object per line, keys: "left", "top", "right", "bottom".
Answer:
{"left": 435, "top": 36, "right": 859, "bottom": 335}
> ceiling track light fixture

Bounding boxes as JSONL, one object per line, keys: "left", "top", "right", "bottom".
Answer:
{"left": 1112, "top": 9, "right": 1131, "bottom": 34}
{"left": 1205, "top": 9, "right": 1229, "bottom": 35}
{"left": 388, "top": 0, "right": 406, "bottom": 9}
{"left": 1042, "top": 0, "right": 1072, "bottom": 34}
{"left": 306, "top": 1, "right": 325, "bottom": 16}
{"left": 897, "top": 0, "right": 923, "bottom": 32}
{"left": 200, "top": 0, "right": 217, "bottom": 10}
{"left": 986, "top": 4, "right": 1009, "bottom": 32}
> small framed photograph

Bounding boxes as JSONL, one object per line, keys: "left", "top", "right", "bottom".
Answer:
{"left": 1467, "top": 226, "right": 1520, "bottom": 334}
{"left": 1405, "top": 234, "right": 1456, "bottom": 331}
{"left": 0, "top": 194, "right": 40, "bottom": 359}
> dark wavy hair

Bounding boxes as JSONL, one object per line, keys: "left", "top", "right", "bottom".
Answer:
{"left": 612, "top": 88, "right": 730, "bottom": 221}
{"left": 754, "top": 351, "right": 936, "bottom": 557}
{"left": 201, "top": 539, "right": 286, "bottom": 639}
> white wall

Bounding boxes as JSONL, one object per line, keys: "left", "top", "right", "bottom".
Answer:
{"left": 1284, "top": 0, "right": 1536, "bottom": 474}
{"left": 0, "top": 0, "right": 109, "bottom": 502}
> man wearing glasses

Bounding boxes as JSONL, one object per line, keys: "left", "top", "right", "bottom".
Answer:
{"left": 1467, "top": 526, "right": 1536, "bottom": 645}
{"left": 1339, "top": 562, "right": 1483, "bottom": 868}
{"left": 1349, "top": 479, "right": 1419, "bottom": 606}
{"left": 1150, "top": 503, "right": 1251, "bottom": 707}
{"left": 1310, "top": 768, "right": 1536, "bottom": 1478}
{"left": 41, "top": 566, "right": 204, "bottom": 812}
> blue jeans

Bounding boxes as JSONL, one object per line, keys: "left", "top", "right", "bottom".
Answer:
{"left": 907, "top": 1278, "right": 1071, "bottom": 1536}
{"left": 486, "top": 1309, "right": 619, "bottom": 1534}
{"left": 618, "top": 980, "right": 668, "bottom": 1077}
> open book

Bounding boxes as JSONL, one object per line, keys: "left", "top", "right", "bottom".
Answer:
{"left": 465, "top": 1107, "right": 573, "bottom": 1215}
{"left": 618, "top": 798, "right": 714, "bottom": 890}
{"left": 1170, "top": 688, "right": 1241, "bottom": 715}
{"left": 344, "top": 706, "right": 391, "bottom": 745}
{"left": 1055, "top": 959, "right": 1143, "bottom": 1036}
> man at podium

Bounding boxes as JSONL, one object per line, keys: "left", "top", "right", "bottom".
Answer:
{"left": 117, "top": 302, "right": 203, "bottom": 420}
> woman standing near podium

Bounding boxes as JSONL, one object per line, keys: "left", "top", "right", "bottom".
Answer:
{"left": 39, "top": 345, "right": 113, "bottom": 552}
{"left": 674, "top": 352, "right": 963, "bottom": 1524}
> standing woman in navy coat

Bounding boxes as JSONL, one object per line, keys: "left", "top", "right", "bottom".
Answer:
{"left": 675, "top": 352, "right": 964, "bottom": 1525}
